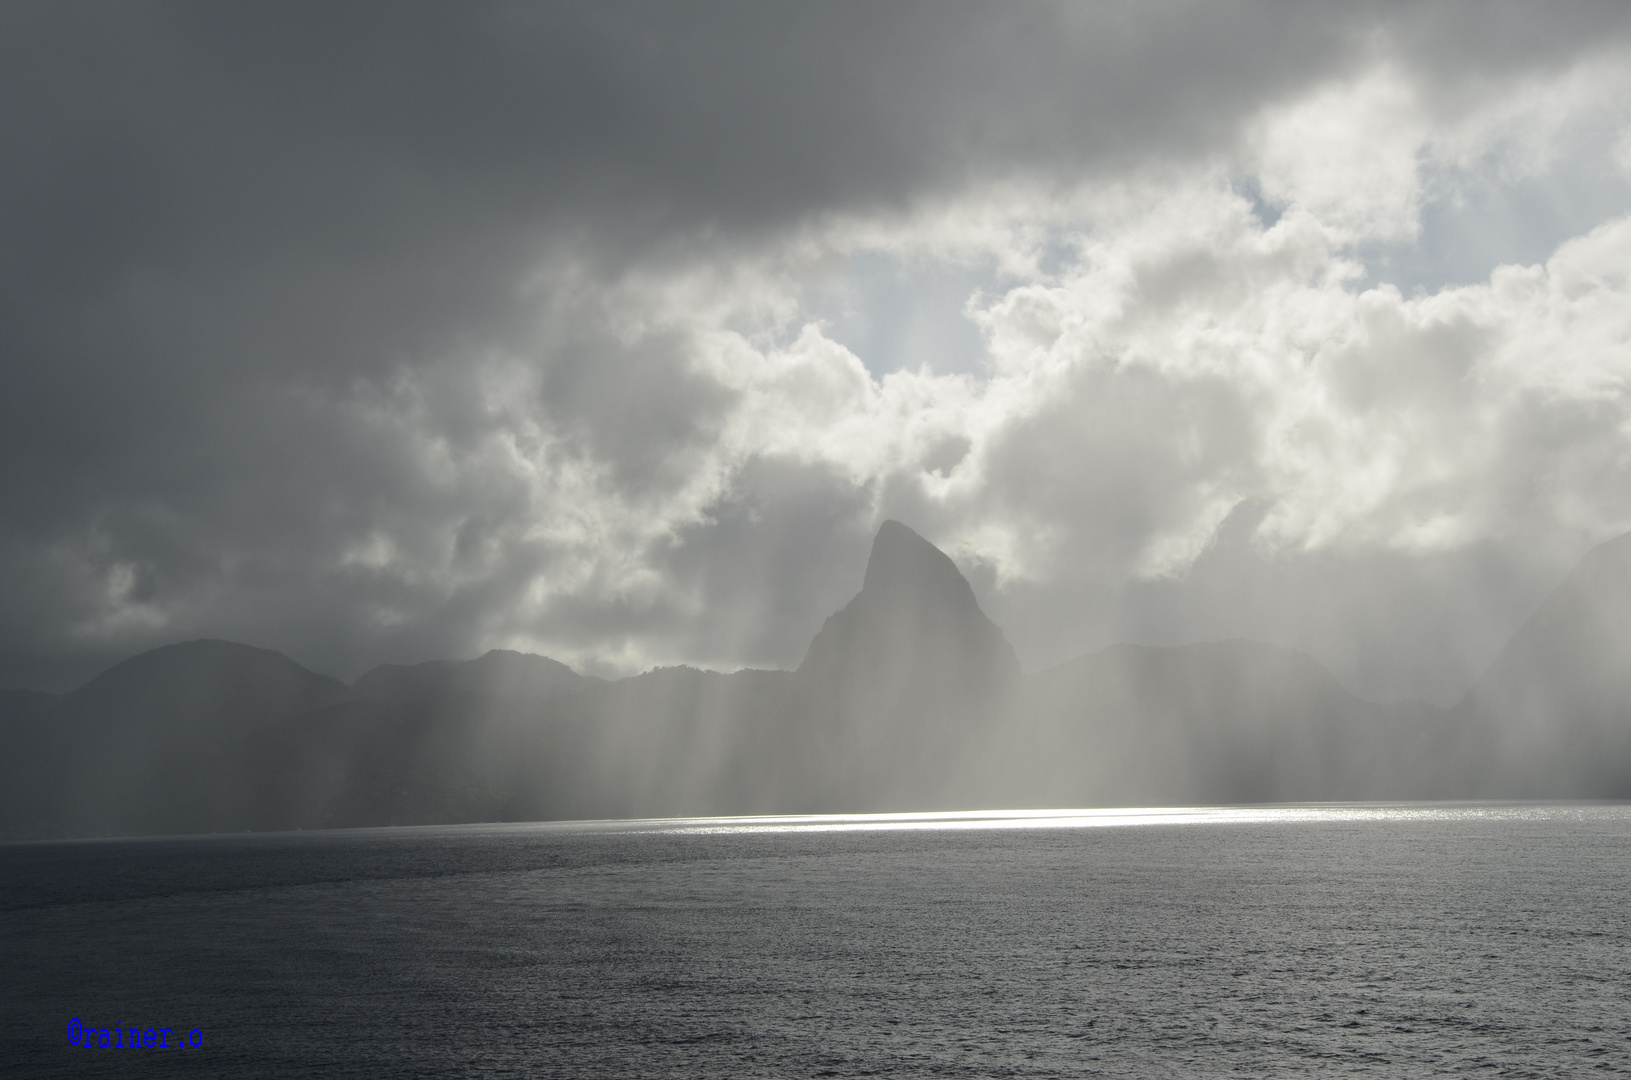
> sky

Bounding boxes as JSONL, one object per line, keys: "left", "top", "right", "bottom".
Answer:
{"left": 3, "top": 2, "right": 1630, "bottom": 702}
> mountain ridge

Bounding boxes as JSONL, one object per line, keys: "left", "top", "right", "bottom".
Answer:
{"left": 3, "top": 523, "right": 1628, "bottom": 838}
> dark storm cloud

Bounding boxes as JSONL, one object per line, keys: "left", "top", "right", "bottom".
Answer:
{"left": 2, "top": 1, "right": 1629, "bottom": 688}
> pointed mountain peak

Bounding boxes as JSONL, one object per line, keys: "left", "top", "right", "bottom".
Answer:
{"left": 860, "top": 520, "right": 979, "bottom": 605}
{"left": 798, "top": 520, "right": 1019, "bottom": 684}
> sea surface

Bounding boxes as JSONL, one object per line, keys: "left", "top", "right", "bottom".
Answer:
{"left": 2, "top": 804, "right": 1628, "bottom": 1078}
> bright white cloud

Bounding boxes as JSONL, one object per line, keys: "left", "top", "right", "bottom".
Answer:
{"left": 231, "top": 49, "right": 1631, "bottom": 687}
{"left": 1250, "top": 66, "right": 1429, "bottom": 242}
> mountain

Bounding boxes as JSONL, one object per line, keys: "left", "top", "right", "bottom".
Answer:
{"left": 1460, "top": 530, "right": 1631, "bottom": 796}
{"left": 64, "top": 638, "right": 350, "bottom": 718}
{"left": 519, "top": 521, "right": 1025, "bottom": 817}
{"left": 9, "top": 640, "right": 350, "bottom": 836}
{"left": 4, "top": 523, "right": 1630, "bottom": 839}
{"left": 790, "top": 520, "right": 1023, "bottom": 808}
{"left": 56, "top": 640, "right": 352, "bottom": 834}
{"left": 0, "top": 641, "right": 601, "bottom": 837}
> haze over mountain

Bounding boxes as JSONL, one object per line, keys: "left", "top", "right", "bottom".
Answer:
{"left": 2, "top": 521, "right": 1627, "bottom": 840}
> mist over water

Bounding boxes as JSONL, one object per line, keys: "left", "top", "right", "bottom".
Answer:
{"left": 5, "top": 805, "right": 1628, "bottom": 1078}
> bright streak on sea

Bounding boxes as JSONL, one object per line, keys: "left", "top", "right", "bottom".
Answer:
{"left": 398, "top": 801, "right": 1624, "bottom": 838}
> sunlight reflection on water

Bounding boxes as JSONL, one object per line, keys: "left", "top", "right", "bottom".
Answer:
{"left": 445, "top": 801, "right": 1626, "bottom": 838}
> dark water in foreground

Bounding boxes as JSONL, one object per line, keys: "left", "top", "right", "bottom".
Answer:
{"left": 2, "top": 805, "right": 1628, "bottom": 1078}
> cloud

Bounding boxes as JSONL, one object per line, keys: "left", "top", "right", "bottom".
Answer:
{"left": 972, "top": 192, "right": 1631, "bottom": 569}
{"left": 1250, "top": 67, "right": 1430, "bottom": 242}
{"left": 2, "top": 4, "right": 1630, "bottom": 700}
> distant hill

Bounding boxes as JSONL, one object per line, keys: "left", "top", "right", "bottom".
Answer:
{"left": 3, "top": 523, "right": 1629, "bottom": 839}
{"left": 31, "top": 640, "right": 351, "bottom": 836}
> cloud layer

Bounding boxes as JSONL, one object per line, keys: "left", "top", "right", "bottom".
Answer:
{"left": 3, "top": 2, "right": 1630, "bottom": 700}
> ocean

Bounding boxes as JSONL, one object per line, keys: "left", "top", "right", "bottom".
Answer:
{"left": 3, "top": 805, "right": 1628, "bottom": 1078}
